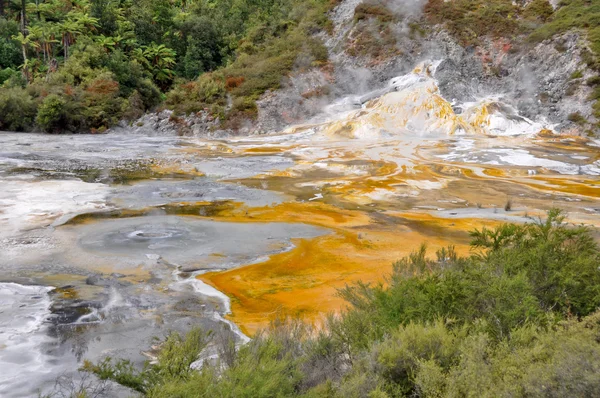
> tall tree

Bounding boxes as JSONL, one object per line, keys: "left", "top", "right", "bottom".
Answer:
{"left": 17, "top": 0, "right": 29, "bottom": 80}
{"left": 20, "top": 0, "right": 27, "bottom": 32}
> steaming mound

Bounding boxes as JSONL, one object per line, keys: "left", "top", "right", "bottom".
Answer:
{"left": 294, "top": 62, "right": 551, "bottom": 141}
{"left": 461, "top": 99, "right": 549, "bottom": 136}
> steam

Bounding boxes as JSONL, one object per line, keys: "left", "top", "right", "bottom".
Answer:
{"left": 385, "top": 0, "right": 428, "bottom": 19}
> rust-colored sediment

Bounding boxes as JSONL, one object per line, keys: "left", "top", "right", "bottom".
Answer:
{"left": 199, "top": 202, "right": 495, "bottom": 336}
{"left": 172, "top": 112, "right": 600, "bottom": 336}
{"left": 195, "top": 139, "right": 600, "bottom": 335}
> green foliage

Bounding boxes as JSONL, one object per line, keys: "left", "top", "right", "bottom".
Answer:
{"left": 84, "top": 357, "right": 148, "bottom": 392}
{"left": 166, "top": 72, "right": 227, "bottom": 115}
{"left": 135, "top": 43, "right": 177, "bottom": 89}
{"left": 0, "top": 86, "right": 37, "bottom": 131}
{"left": 84, "top": 328, "right": 209, "bottom": 394}
{"left": 0, "top": 67, "right": 24, "bottom": 86}
{"left": 571, "top": 69, "right": 583, "bottom": 79}
{"left": 103, "top": 50, "right": 162, "bottom": 109}
{"left": 424, "top": 0, "right": 523, "bottom": 45}
{"left": 0, "top": 18, "right": 22, "bottom": 69}
{"left": 528, "top": 0, "right": 600, "bottom": 53}
{"left": 177, "top": 15, "right": 225, "bottom": 79}
{"left": 84, "top": 210, "right": 600, "bottom": 397}
{"left": 36, "top": 93, "right": 68, "bottom": 133}
{"left": 0, "top": 0, "right": 336, "bottom": 132}
{"left": 164, "top": 0, "right": 333, "bottom": 121}
{"left": 523, "top": 0, "right": 554, "bottom": 22}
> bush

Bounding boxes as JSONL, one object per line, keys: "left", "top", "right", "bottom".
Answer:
{"left": 36, "top": 94, "right": 69, "bottom": 133}
{"left": 166, "top": 72, "right": 227, "bottom": 115}
{"left": 354, "top": 1, "right": 396, "bottom": 23}
{"left": 0, "top": 87, "right": 37, "bottom": 131}
{"left": 0, "top": 68, "right": 24, "bottom": 86}
{"left": 523, "top": 0, "right": 554, "bottom": 22}
{"left": 0, "top": 18, "right": 22, "bottom": 69}
{"left": 568, "top": 111, "right": 587, "bottom": 124}
{"left": 104, "top": 50, "right": 162, "bottom": 109}
{"left": 425, "top": 0, "right": 522, "bottom": 46}
{"left": 80, "top": 76, "right": 128, "bottom": 131}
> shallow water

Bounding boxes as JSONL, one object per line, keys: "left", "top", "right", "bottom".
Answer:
{"left": 0, "top": 283, "right": 58, "bottom": 397}
{"left": 1, "top": 61, "right": 600, "bottom": 396}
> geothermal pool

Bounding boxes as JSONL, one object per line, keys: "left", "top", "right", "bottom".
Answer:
{"left": 2, "top": 62, "right": 600, "bottom": 396}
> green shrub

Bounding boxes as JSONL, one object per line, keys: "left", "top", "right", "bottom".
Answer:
{"left": 425, "top": 0, "right": 522, "bottom": 45}
{"left": 568, "top": 111, "right": 587, "bottom": 124}
{"left": 0, "top": 68, "right": 23, "bottom": 86}
{"left": 0, "top": 18, "right": 22, "bottom": 69}
{"left": 80, "top": 76, "right": 128, "bottom": 131}
{"left": 166, "top": 72, "right": 227, "bottom": 115}
{"left": 36, "top": 94, "right": 69, "bottom": 133}
{"left": 570, "top": 70, "right": 583, "bottom": 79}
{"left": 523, "top": 0, "right": 554, "bottom": 22}
{"left": 0, "top": 87, "right": 37, "bottom": 131}
{"left": 374, "top": 321, "right": 462, "bottom": 395}
{"left": 354, "top": 1, "right": 396, "bottom": 23}
{"left": 84, "top": 328, "right": 209, "bottom": 394}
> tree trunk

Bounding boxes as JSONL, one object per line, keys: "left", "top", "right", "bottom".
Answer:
{"left": 21, "top": 0, "right": 27, "bottom": 33}
{"left": 21, "top": 43, "right": 29, "bottom": 81}
{"left": 20, "top": 0, "right": 29, "bottom": 81}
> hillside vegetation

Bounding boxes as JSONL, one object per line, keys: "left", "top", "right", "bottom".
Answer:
{"left": 0, "top": 0, "right": 599, "bottom": 133}
{"left": 78, "top": 210, "right": 600, "bottom": 397}
{"left": 0, "top": 0, "right": 337, "bottom": 133}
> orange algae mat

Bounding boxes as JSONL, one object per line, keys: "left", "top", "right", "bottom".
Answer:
{"left": 188, "top": 97, "right": 600, "bottom": 336}
{"left": 199, "top": 202, "right": 496, "bottom": 335}
{"left": 194, "top": 139, "right": 600, "bottom": 335}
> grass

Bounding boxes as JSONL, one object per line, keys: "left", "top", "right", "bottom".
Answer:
{"left": 424, "top": 0, "right": 523, "bottom": 46}
{"left": 571, "top": 69, "right": 583, "bottom": 79}
{"left": 528, "top": 0, "right": 600, "bottom": 55}
{"left": 354, "top": 1, "right": 396, "bottom": 23}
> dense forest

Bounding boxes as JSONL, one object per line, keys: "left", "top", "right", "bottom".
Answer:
{"left": 1, "top": 0, "right": 600, "bottom": 133}
{"left": 0, "top": 0, "right": 335, "bottom": 133}
{"left": 78, "top": 210, "right": 600, "bottom": 397}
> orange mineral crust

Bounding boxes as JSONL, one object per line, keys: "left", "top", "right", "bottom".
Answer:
{"left": 199, "top": 203, "right": 480, "bottom": 336}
